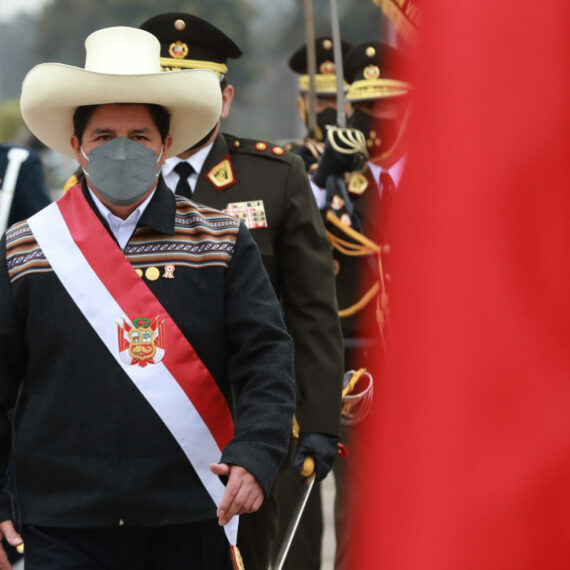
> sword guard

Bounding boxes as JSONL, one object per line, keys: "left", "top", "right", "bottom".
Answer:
{"left": 300, "top": 456, "right": 315, "bottom": 478}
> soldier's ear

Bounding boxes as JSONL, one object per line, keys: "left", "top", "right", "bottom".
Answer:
{"left": 220, "top": 85, "right": 235, "bottom": 120}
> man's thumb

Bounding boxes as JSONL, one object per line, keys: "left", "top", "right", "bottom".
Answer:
{"left": 0, "top": 520, "right": 23, "bottom": 546}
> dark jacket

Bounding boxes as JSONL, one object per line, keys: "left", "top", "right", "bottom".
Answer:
{"left": 328, "top": 165, "right": 386, "bottom": 340}
{"left": 0, "top": 144, "right": 51, "bottom": 227}
{"left": 0, "top": 181, "right": 295, "bottom": 528}
{"left": 186, "top": 133, "right": 343, "bottom": 436}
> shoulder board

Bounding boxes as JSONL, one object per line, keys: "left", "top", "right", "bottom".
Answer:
{"left": 224, "top": 134, "right": 295, "bottom": 164}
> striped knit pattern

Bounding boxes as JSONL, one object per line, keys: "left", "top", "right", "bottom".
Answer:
{"left": 6, "top": 198, "right": 241, "bottom": 283}
{"left": 5, "top": 221, "right": 50, "bottom": 282}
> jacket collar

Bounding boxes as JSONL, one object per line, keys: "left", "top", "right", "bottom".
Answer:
{"left": 82, "top": 178, "right": 176, "bottom": 237}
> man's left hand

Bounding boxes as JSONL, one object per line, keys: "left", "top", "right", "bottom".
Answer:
{"left": 210, "top": 463, "right": 264, "bottom": 526}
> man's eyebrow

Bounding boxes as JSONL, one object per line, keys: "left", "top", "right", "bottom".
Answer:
{"left": 87, "top": 127, "right": 153, "bottom": 135}
{"left": 90, "top": 127, "right": 116, "bottom": 134}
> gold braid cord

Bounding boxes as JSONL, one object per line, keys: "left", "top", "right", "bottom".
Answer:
{"left": 342, "top": 368, "right": 366, "bottom": 399}
{"left": 326, "top": 210, "right": 389, "bottom": 352}
{"left": 341, "top": 368, "right": 367, "bottom": 416}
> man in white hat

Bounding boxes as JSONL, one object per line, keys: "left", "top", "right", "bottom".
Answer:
{"left": 0, "top": 26, "right": 294, "bottom": 570}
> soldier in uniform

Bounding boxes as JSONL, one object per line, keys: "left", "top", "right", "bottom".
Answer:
{"left": 312, "top": 40, "right": 412, "bottom": 364}
{"left": 0, "top": 144, "right": 51, "bottom": 232}
{"left": 310, "top": 41, "right": 413, "bottom": 569}
{"left": 139, "top": 13, "right": 344, "bottom": 570}
{"left": 285, "top": 37, "right": 353, "bottom": 175}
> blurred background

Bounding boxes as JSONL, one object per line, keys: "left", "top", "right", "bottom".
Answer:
{"left": 0, "top": 0, "right": 404, "bottom": 194}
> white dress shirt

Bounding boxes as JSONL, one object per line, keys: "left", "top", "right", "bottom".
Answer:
{"left": 368, "top": 154, "right": 407, "bottom": 197}
{"left": 310, "top": 154, "right": 407, "bottom": 208}
{"left": 89, "top": 187, "right": 155, "bottom": 250}
{"left": 161, "top": 141, "right": 215, "bottom": 194}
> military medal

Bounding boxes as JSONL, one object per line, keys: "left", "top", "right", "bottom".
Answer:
{"left": 163, "top": 264, "right": 175, "bottom": 279}
{"left": 145, "top": 266, "right": 160, "bottom": 281}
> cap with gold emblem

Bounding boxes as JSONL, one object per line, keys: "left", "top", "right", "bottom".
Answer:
{"left": 139, "top": 12, "right": 242, "bottom": 75}
{"left": 343, "top": 41, "right": 411, "bottom": 102}
{"left": 288, "top": 36, "right": 353, "bottom": 96}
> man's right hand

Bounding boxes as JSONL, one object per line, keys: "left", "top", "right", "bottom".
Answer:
{"left": 0, "top": 520, "right": 23, "bottom": 570}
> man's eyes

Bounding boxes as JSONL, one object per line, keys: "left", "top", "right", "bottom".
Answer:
{"left": 91, "top": 134, "right": 149, "bottom": 142}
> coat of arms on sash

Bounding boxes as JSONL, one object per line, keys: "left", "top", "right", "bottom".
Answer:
{"left": 117, "top": 317, "right": 166, "bottom": 367}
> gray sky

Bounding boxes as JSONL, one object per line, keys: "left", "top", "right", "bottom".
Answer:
{"left": 0, "top": 0, "right": 48, "bottom": 21}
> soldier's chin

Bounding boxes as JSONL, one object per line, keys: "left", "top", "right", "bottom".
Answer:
{"left": 185, "top": 124, "right": 218, "bottom": 153}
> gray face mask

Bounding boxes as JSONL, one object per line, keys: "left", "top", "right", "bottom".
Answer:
{"left": 81, "top": 137, "right": 163, "bottom": 206}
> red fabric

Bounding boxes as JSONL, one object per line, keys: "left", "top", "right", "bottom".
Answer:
{"left": 59, "top": 187, "right": 234, "bottom": 449}
{"left": 350, "top": 2, "right": 570, "bottom": 568}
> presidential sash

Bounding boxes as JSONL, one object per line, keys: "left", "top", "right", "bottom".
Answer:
{"left": 27, "top": 187, "right": 239, "bottom": 547}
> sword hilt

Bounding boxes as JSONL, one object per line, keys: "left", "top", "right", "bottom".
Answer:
{"left": 300, "top": 456, "right": 315, "bottom": 478}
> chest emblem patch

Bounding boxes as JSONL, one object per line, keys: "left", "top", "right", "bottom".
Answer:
{"left": 224, "top": 200, "right": 268, "bottom": 229}
{"left": 206, "top": 157, "right": 236, "bottom": 190}
{"left": 117, "top": 316, "right": 166, "bottom": 367}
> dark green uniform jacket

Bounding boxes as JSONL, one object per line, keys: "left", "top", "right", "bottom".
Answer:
{"left": 181, "top": 133, "right": 344, "bottom": 437}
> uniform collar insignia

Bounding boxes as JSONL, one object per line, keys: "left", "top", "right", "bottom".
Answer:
{"left": 206, "top": 155, "right": 236, "bottom": 190}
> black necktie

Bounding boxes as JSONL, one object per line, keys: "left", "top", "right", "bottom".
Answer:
{"left": 174, "top": 162, "right": 195, "bottom": 198}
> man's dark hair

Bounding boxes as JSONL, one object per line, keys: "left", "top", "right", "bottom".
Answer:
{"left": 73, "top": 103, "right": 171, "bottom": 143}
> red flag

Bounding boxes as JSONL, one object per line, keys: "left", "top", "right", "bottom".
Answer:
{"left": 351, "top": 2, "right": 570, "bottom": 568}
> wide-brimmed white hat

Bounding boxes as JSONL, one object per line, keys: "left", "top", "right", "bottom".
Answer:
{"left": 20, "top": 26, "right": 222, "bottom": 159}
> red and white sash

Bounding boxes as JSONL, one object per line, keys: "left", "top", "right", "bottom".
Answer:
{"left": 27, "top": 187, "right": 238, "bottom": 545}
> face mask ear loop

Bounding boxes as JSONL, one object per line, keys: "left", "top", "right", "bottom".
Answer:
{"left": 155, "top": 145, "right": 164, "bottom": 179}
{"left": 80, "top": 146, "right": 91, "bottom": 178}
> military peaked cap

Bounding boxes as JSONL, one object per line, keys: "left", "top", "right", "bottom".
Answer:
{"left": 288, "top": 36, "right": 353, "bottom": 95}
{"left": 343, "top": 41, "right": 412, "bottom": 101}
{"left": 139, "top": 12, "right": 242, "bottom": 75}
